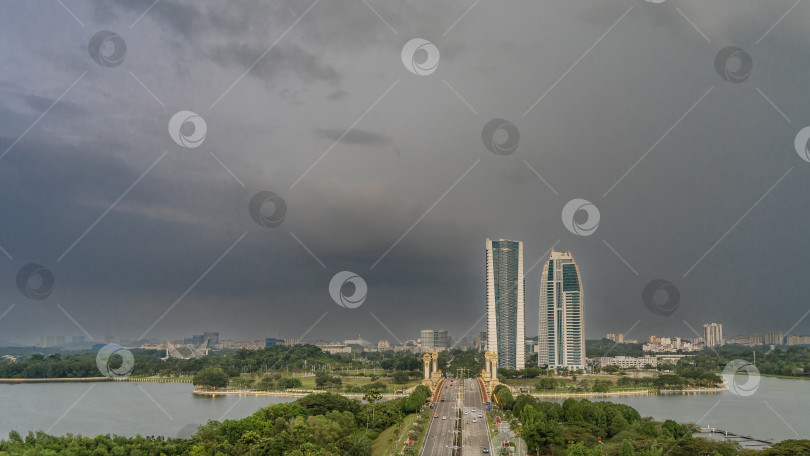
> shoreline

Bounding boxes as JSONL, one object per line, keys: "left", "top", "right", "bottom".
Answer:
{"left": 528, "top": 386, "right": 726, "bottom": 399}
{"left": 0, "top": 377, "right": 193, "bottom": 384}
{"left": 191, "top": 388, "right": 408, "bottom": 399}
{"left": 0, "top": 377, "right": 111, "bottom": 383}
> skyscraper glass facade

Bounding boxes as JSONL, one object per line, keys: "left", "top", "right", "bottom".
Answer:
{"left": 486, "top": 239, "right": 525, "bottom": 370}
{"left": 538, "top": 249, "right": 585, "bottom": 370}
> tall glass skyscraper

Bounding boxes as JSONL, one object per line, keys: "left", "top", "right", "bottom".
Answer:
{"left": 538, "top": 249, "right": 585, "bottom": 370}
{"left": 485, "top": 238, "right": 525, "bottom": 370}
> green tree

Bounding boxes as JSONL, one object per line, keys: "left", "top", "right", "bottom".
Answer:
{"left": 192, "top": 367, "right": 229, "bottom": 388}
{"left": 619, "top": 439, "right": 636, "bottom": 456}
{"left": 493, "top": 385, "right": 514, "bottom": 410}
{"left": 278, "top": 377, "right": 302, "bottom": 389}
{"left": 536, "top": 378, "right": 557, "bottom": 391}
{"left": 363, "top": 388, "right": 383, "bottom": 428}
{"left": 565, "top": 441, "right": 602, "bottom": 456}
{"left": 523, "top": 419, "right": 564, "bottom": 453}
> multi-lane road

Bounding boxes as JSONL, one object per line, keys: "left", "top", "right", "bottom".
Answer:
{"left": 421, "top": 378, "right": 492, "bottom": 456}
{"left": 461, "top": 379, "right": 492, "bottom": 456}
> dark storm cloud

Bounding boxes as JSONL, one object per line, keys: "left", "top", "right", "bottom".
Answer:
{"left": 313, "top": 128, "right": 393, "bottom": 146}
{"left": 326, "top": 90, "right": 348, "bottom": 101}
{"left": 208, "top": 42, "right": 341, "bottom": 85}
{"left": 21, "top": 95, "right": 86, "bottom": 117}
{"left": 1, "top": 0, "right": 810, "bottom": 346}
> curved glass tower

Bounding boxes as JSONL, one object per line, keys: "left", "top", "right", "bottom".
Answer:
{"left": 538, "top": 249, "right": 585, "bottom": 370}
{"left": 485, "top": 238, "right": 525, "bottom": 370}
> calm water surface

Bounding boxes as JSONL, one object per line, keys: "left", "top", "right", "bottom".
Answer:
{"left": 546, "top": 376, "right": 809, "bottom": 443}
{"left": 0, "top": 376, "right": 807, "bottom": 442}
{"left": 0, "top": 382, "right": 295, "bottom": 439}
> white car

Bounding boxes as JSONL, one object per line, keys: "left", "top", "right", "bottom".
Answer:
{"left": 471, "top": 408, "right": 476, "bottom": 412}
{"left": 473, "top": 419, "right": 477, "bottom": 423}
{"left": 464, "top": 411, "right": 469, "bottom": 415}
{"left": 442, "top": 416, "right": 447, "bottom": 420}
{"left": 478, "top": 413, "right": 483, "bottom": 418}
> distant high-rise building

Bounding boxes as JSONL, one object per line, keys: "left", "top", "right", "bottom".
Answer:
{"left": 486, "top": 238, "right": 526, "bottom": 370}
{"left": 475, "top": 331, "right": 487, "bottom": 353}
{"left": 203, "top": 332, "right": 219, "bottom": 347}
{"left": 377, "top": 340, "right": 390, "bottom": 351}
{"left": 703, "top": 323, "right": 723, "bottom": 347}
{"left": 606, "top": 333, "right": 624, "bottom": 344}
{"left": 265, "top": 337, "right": 283, "bottom": 347}
{"left": 420, "top": 329, "right": 450, "bottom": 352}
{"left": 750, "top": 333, "right": 763, "bottom": 346}
{"left": 538, "top": 249, "right": 586, "bottom": 370}
{"left": 764, "top": 331, "right": 784, "bottom": 345}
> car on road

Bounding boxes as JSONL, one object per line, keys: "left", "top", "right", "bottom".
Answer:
{"left": 478, "top": 413, "right": 483, "bottom": 418}
{"left": 472, "top": 419, "right": 477, "bottom": 423}
{"left": 471, "top": 408, "right": 476, "bottom": 412}
{"left": 442, "top": 416, "right": 447, "bottom": 420}
{"left": 434, "top": 414, "right": 439, "bottom": 418}
{"left": 464, "top": 411, "right": 469, "bottom": 415}
{"left": 482, "top": 449, "right": 489, "bottom": 453}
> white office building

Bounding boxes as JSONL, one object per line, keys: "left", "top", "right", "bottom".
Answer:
{"left": 538, "top": 249, "right": 586, "bottom": 370}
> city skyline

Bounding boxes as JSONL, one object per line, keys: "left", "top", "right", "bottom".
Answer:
{"left": 3, "top": 2, "right": 810, "bottom": 348}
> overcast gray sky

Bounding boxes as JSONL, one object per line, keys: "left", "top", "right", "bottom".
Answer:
{"left": 2, "top": 0, "right": 810, "bottom": 346}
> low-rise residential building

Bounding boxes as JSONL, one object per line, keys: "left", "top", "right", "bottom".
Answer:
{"left": 643, "top": 337, "right": 699, "bottom": 353}
{"left": 595, "top": 356, "right": 658, "bottom": 369}
{"left": 316, "top": 341, "right": 351, "bottom": 354}
{"left": 785, "top": 335, "right": 810, "bottom": 345}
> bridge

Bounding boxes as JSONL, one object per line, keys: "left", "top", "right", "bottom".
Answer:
{"left": 420, "top": 377, "right": 493, "bottom": 456}
{"left": 700, "top": 426, "right": 774, "bottom": 447}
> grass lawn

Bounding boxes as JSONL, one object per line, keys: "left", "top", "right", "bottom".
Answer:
{"left": 294, "top": 374, "right": 421, "bottom": 391}
{"left": 371, "top": 413, "right": 417, "bottom": 456}
{"left": 500, "top": 375, "right": 653, "bottom": 394}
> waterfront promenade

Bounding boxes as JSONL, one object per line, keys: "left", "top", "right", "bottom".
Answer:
{"left": 0, "top": 376, "right": 193, "bottom": 383}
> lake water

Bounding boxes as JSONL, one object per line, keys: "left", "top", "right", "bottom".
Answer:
{"left": 0, "top": 376, "right": 807, "bottom": 442}
{"left": 544, "top": 376, "right": 810, "bottom": 444}
{"left": 0, "top": 382, "right": 296, "bottom": 439}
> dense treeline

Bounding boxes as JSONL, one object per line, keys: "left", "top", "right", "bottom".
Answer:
{"left": 691, "top": 345, "right": 810, "bottom": 378}
{"left": 0, "top": 345, "right": 354, "bottom": 379}
{"left": 439, "top": 349, "right": 484, "bottom": 377}
{"left": 586, "top": 340, "right": 645, "bottom": 358}
{"left": 0, "top": 388, "right": 434, "bottom": 456}
{"left": 502, "top": 394, "right": 810, "bottom": 456}
{"left": 0, "top": 345, "right": 442, "bottom": 380}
